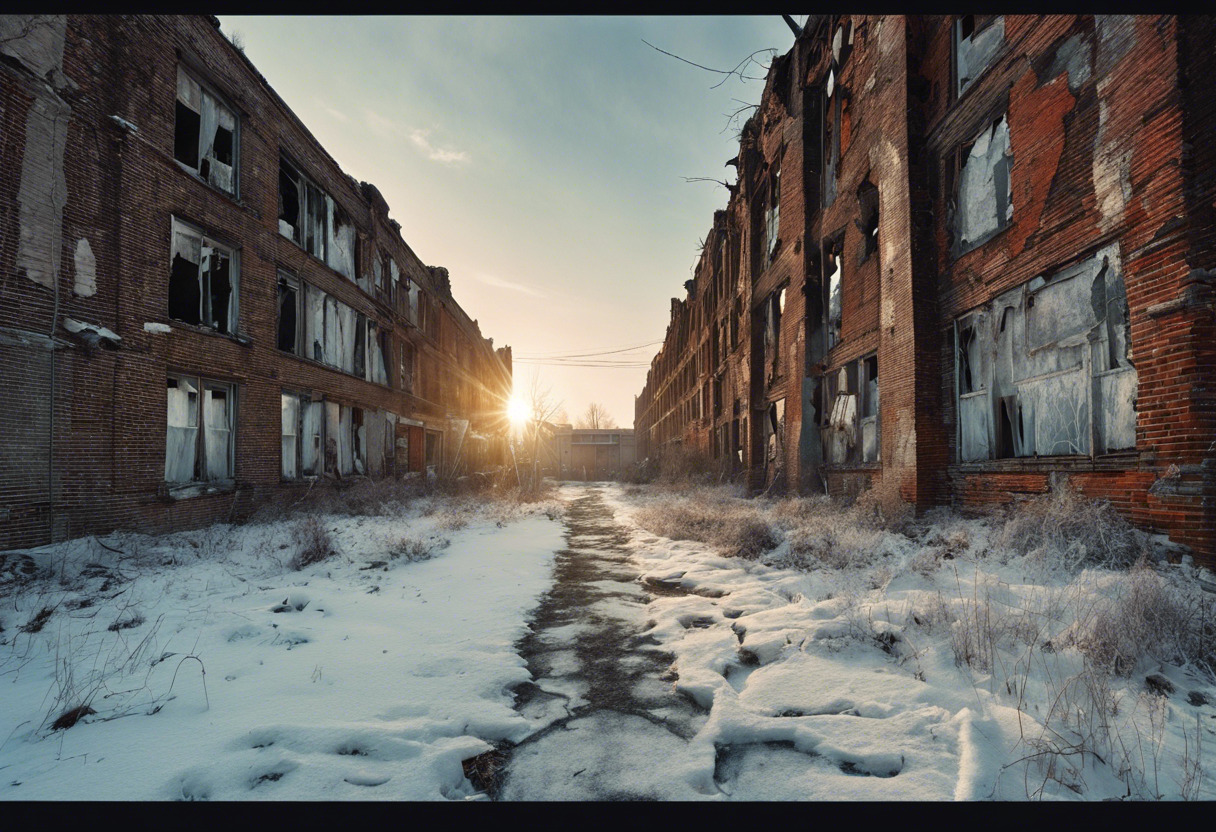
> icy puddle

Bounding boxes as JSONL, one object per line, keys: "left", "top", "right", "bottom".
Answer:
{"left": 499, "top": 487, "right": 714, "bottom": 800}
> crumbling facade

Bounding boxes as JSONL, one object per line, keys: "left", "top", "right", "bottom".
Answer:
{"left": 635, "top": 15, "right": 1216, "bottom": 564}
{"left": 0, "top": 15, "right": 514, "bottom": 549}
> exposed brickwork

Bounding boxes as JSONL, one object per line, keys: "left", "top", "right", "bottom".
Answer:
{"left": 635, "top": 15, "right": 1216, "bottom": 566}
{"left": 1, "top": 15, "right": 512, "bottom": 549}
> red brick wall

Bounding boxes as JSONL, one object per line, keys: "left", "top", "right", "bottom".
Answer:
{"left": 0, "top": 15, "right": 511, "bottom": 548}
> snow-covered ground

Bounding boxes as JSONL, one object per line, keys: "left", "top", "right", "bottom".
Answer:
{"left": 3, "top": 481, "right": 1212, "bottom": 801}
{"left": 0, "top": 495, "right": 563, "bottom": 800}
{"left": 604, "top": 484, "right": 1216, "bottom": 801}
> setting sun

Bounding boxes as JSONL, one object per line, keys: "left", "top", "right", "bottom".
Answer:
{"left": 507, "top": 395, "right": 529, "bottom": 427}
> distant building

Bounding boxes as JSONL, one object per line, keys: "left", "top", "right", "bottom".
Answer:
{"left": 635, "top": 15, "right": 1216, "bottom": 565}
{"left": 0, "top": 15, "right": 513, "bottom": 549}
{"left": 543, "top": 425, "right": 637, "bottom": 481}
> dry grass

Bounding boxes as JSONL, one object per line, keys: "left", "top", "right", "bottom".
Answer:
{"left": 997, "top": 482, "right": 1146, "bottom": 572}
{"left": 633, "top": 487, "right": 779, "bottom": 560}
{"left": 289, "top": 516, "right": 337, "bottom": 570}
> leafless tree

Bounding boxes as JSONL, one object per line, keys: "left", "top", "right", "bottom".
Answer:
{"left": 576, "top": 402, "right": 617, "bottom": 430}
{"left": 517, "top": 373, "right": 564, "bottom": 493}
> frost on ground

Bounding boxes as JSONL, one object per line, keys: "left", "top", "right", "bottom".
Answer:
{"left": 607, "top": 481, "right": 1216, "bottom": 801}
{"left": 0, "top": 484, "right": 565, "bottom": 801}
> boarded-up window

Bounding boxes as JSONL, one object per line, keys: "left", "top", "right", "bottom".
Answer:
{"left": 956, "top": 115, "right": 1012, "bottom": 253}
{"left": 954, "top": 244, "right": 1136, "bottom": 462}
{"left": 955, "top": 16, "right": 1004, "bottom": 98}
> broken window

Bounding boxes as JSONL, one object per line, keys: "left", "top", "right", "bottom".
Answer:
{"left": 277, "top": 272, "right": 300, "bottom": 354}
{"left": 301, "top": 398, "right": 323, "bottom": 476}
{"left": 955, "top": 115, "right": 1012, "bottom": 254}
{"left": 954, "top": 15, "right": 1004, "bottom": 99}
{"left": 765, "top": 163, "right": 781, "bottom": 265}
{"left": 824, "top": 81, "right": 841, "bottom": 208}
{"left": 425, "top": 430, "right": 442, "bottom": 473}
{"left": 400, "top": 340, "right": 415, "bottom": 393}
{"left": 861, "top": 355, "right": 879, "bottom": 462}
{"left": 367, "top": 320, "right": 390, "bottom": 386}
{"left": 326, "top": 198, "right": 356, "bottom": 281}
{"left": 376, "top": 250, "right": 392, "bottom": 304}
{"left": 175, "top": 66, "right": 237, "bottom": 194}
{"left": 857, "top": 179, "right": 879, "bottom": 262}
{"left": 278, "top": 157, "right": 328, "bottom": 261}
{"left": 765, "top": 399, "right": 786, "bottom": 476}
{"left": 169, "top": 218, "right": 237, "bottom": 334}
{"left": 824, "top": 236, "right": 844, "bottom": 350}
{"left": 165, "top": 375, "right": 234, "bottom": 484}
{"left": 281, "top": 393, "right": 299, "bottom": 479}
{"left": 353, "top": 313, "right": 367, "bottom": 379}
{"left": 763, "top": 289, "right": 785, "bottom": 386}
{"left": 954, "top": 243, "right": 1137, "bottom": 462}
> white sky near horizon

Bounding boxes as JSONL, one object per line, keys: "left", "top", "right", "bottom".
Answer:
{"left": 219, "top": 15, "right": 802, "bottom": 428}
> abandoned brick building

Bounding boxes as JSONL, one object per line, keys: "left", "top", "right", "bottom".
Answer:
{"left": 0, "top": 15, "right": 514, "bottom": 549}
{"left": 635, "top": 15, "right": 1216, "bottom": 564}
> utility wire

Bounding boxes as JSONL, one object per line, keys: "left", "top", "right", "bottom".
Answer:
{"left": 514, "top": 340, "right": 662, "bottom": 359}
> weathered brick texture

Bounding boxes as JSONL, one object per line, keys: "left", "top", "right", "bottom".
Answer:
{"left": 1, "top": 15, "right": 513, "bottom": 549}
{"left": 635, "top": 15, "right": 1216, "bottom": 566}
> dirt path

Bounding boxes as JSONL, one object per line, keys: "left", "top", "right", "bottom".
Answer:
{"left": 495, "top": 486, "right": 710, "bottom": 800}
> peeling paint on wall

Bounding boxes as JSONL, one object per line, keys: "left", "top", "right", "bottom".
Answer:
{"left": 73, "top": 238, "right": 96, "bottom": 297}
{"left": 0, "top": 15, "right": 67, "bottom": 87}
{"left": 16, "top": 93, "right": 70, "bottom": 290}
{"left": 1093, "top": 91, "right": 1133, "bottom": 234}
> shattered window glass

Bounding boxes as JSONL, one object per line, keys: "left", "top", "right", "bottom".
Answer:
{"left": 175, "top": 66, "right": 237, "bottom": 194}
{"left": 278, "top": 157, "right": 329, "bottom": 262}
{"left": 825, "top": 239, "right": 844, "bottom": 350}
{"left": 169, "top": 219, "right": 237, "bottom": 334}
{"left": 281, "top": 393, "right": 299, "bottom": 479}
{"left": 857, "top": 179, "right": 879, "bottom": 262}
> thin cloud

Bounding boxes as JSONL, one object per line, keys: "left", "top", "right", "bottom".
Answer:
{"left": 313, "top": 98, "right": 349, "bottom": 122}
{"left": 408, "top": 128, "right": 470, "bottom": 165}
{"left": 363, "top": 111, "right": 470, "bottom": 165}
{"left": 474, "top": 273, "right": 545, "bottom": 298}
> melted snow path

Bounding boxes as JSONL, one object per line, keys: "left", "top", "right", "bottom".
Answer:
{"left": 499, "top": 486, "right": 714, "bottom": 800}
{"left": 502, "top": 483, "right": 968, "bottom": 800}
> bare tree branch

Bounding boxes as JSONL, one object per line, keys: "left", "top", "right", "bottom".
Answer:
{"left": 641, "top": 40, "right": 775, "bottom": 88}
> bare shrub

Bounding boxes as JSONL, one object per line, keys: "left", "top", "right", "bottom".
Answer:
{"left": 998, "top": 483, "right": 1145, "bottom": 571}
{"left": 388, "top": 535, "right": 449, "bottom": 563}
{"left": 290, "top": 516, "right": 336, "bottom": 570}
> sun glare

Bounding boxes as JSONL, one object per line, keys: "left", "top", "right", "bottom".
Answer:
{"left": 507, "top": 395, "right": 529, "bottom": 427}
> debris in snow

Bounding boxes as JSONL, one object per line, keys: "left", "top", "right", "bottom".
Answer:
{"left": 1146, "top": 673, "right": 1174, "bottom": 696}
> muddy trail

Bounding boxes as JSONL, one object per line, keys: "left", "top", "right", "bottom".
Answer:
{"left": 489, "top": 486, "right": 709, "bottom": 800}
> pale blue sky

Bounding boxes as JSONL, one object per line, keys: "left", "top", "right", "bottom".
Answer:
{"left": 220, "top": 15, "right": 802, "bottom": 427}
